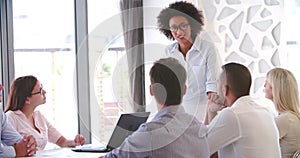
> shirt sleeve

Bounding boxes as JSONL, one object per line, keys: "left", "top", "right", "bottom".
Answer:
{"left": 205, "top": 44, "right": 222, "bottom": 93}
{"left": 206, "top": 108, "right": 241, "bottom": 154}
{"left": 0, "top": 145, "right": 16, "bottom": 158}
{"left": 105, "top": 123, "right": 152, "bottom": 158}
{"left": 1, "top": 112, "right": 22, "bottom": 145}
{"left": 1, "top": 111, "right": 22, "bottom": 157}
{"left": 275, "top": 114, "right": 289, "bottom": 139}
{"left": 38, "top": 113, "right": 62, "bottom": 144}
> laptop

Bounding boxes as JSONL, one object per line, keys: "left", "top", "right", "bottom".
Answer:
{"left": 71, "top": 112, "right": 150, "bottom": 153}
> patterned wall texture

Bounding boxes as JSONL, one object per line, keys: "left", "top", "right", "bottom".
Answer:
{"left": 198, "top": 0, "right": 283, "bottom": 94}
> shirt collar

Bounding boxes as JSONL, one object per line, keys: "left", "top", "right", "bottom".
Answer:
{"left": 13, "top": 110, "right": 24, "bottom": 115}
{"left": 12, "top": 110, "right": 28, "bottom": 120}
{"left": 13, "top": 110, "right": 38, "bottom": 117}
{"left": 152, "top": 105, "right": 185, "bottom": 121}
{"left": 231, "top": 95, "right": 253, "bottom": 108}
{"left": 169, "top": 42, "right": 179, "bottom": 53}
{"left": 169, "top": 35, "right": 202, "bottom": 54}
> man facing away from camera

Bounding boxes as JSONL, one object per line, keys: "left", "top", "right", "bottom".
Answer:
{"left": 204, "top": 62, "right": 281, "bottom": 158}
{"left": 102, "top": 57, "right": 209, "bottom": 158}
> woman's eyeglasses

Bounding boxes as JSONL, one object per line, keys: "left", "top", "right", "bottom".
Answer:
{"left": 169, "top": 23, "right": 189, "bottom": 32}
{"left": 31, "top": 84, "right": 43, "bottom": 95}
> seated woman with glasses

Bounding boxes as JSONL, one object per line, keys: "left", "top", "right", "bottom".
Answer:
{"left": 157, "top": 1, "right": 222, "bottom": 121}
{"left": 4, "top": 75, "right": 85, "bottom": 150}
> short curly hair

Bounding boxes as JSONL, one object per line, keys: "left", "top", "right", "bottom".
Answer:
{"left": 157, "top": 1, "right": 204, "bottom": 41}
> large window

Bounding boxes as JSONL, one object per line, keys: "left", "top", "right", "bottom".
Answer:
{"left": 12, "top": 0, "right": 77, "bottom": 149}
{"left": 285, "top": 0, "right": 300, "bottom": 82}
{"left": 87, "top": 0, "right": 132, "bottom": 145}
{"left": 143, "top": 0, "right": 176, "bottom": 113}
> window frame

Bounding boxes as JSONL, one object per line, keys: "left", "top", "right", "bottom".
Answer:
{"left": 0, "top": 0, "right": 15, "bottom": 109}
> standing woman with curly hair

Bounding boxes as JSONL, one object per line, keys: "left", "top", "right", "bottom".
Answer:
{"left": 264, "top": 68, "right": 300, "bottom": 158}
{"left": 157, "top": 1, "right": 222, "bottom": 121}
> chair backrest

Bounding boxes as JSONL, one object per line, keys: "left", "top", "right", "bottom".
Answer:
{"left": 293, "top": 149, "right": 300, "bottom": 158}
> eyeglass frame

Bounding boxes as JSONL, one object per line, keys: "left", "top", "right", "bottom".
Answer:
{"left": 169, "top": 23, "right": 190, "bottom": 32}
{"left": 31, "top": 84, "right": 43, "bottom": 95}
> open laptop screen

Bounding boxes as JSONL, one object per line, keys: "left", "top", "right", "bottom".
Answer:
{"left": 71, "top": 112, "right": 150, "bottom": 153}
{"left": 106, "top": 112, "right": 150, "bottom": 150}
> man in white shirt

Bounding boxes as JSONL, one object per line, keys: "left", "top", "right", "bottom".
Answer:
{"left": 204, "top": 62, "right": 281, "bottom": 158}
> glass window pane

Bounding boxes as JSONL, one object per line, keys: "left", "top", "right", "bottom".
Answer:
{"left": 285, "top": 0, "right": 300, "bottom": 82}
{"left": 12, "top": 0, "right": 77, "bottom": 149}
{"left": 87, "top": 0, "right": 132, "bottom": 145}
{"left": 143, "top": 0, "right": 176, "bottom": 113}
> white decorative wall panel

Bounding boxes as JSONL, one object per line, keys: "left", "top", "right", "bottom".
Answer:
{"left": 198, "top": 0, "right": 284, "bottom": 94}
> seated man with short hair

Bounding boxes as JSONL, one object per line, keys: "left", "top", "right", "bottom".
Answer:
{"left": 103, "top": 57, "right": 209, "bottom": 158}
{"left": 204, "top": 62, "right": 281, "bottom": 158}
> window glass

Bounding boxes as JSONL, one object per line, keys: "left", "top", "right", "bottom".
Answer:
{"left": 285, "top": 0, "right": 300, "bottom": 82}
{"left": 12, "top": 0, "right": 77, "bottom": 149}
{"left": 87, "top": 0, "right": 131, "bottom": 145}
{"left": 143, "top": 0, "right": 176, "bottom": 113}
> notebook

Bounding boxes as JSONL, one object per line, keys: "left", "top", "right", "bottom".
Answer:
{"left": 71, "top": 112, "right": 150, "bottom": 153}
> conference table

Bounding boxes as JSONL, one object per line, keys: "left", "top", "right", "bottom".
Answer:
{"left": 25, "top": 147, "right": 107, "bottom": 158}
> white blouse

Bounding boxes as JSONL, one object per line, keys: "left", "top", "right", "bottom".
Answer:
{"left": 166, "top": 34, "right": 222, "bottom": 121}
{"left": 6, "top": 110, "right": 62, "bottom": 150}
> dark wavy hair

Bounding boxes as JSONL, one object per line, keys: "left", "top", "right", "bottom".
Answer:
{"left": 5, "top": 75, "right": 37, "bottom": 112}
{"left": 157, "top": 1, "right": 204, "bottom": 41}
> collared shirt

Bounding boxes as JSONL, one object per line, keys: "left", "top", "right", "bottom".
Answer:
{"left": 205, "top": 96, "right": 281, "bottom": 158}
{"left": 6, "top": 110, "right": 62, "bottom": 150}
{"left": 166, "top": 35, "right": 222, "bottom": 120}
{"left": 105, "top": 105, "right": 209, "bottom": 158}
{"left": 0, "top": 111, "right": 22, "bottom": 157}
{"left": 276, "top": 111, "right": 300, "bottom": 158}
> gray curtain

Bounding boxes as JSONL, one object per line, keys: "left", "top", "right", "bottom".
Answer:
{"left": 120, "top": 0, "right": 145, "bottom": 112}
